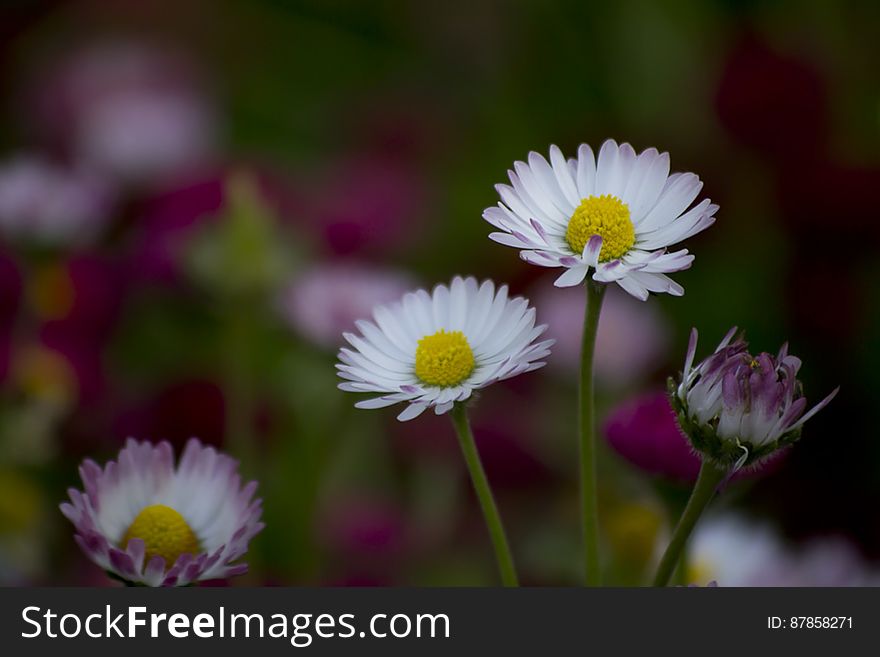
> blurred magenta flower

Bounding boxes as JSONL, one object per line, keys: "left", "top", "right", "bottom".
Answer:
{"left": 131, "top": 175, "right": 225, "bottom": 284}
{"left": 0, "top": 155, "right": 114, "bottom": 248}
{"left": 319, "top": 495, "right": 407, "bottom": 557}
{"left": 531, "top": 275, "right": 670, "bottom": 388}
{"left": 0, "top": 249, "right": 22, "bottom": 384}
{"left": 604, "top": 391, "right": 701, "bottom": 483}
{"left": 132, "top": 169, "right": 297, "bottom": 286}
{"left": 307, "top": 152, "right": 427, "bottom": 256}
{"left": 113, "top": 379, "right": 227, "bottom": 450}
{"left": 30, "top": 41, "right": 218, "bottom": 188}
{"left": 30, "top": 254, "right": 127, "bottom": 407}
{"left": 280, "top": 261, "right": 414, "bottom": 348}
{"left": 716, "top": 32, "right": 828, "bottom": 164}
{"left": 61, "top": 438, "right": 263, "bottom": 586}
{"left": 318, "top": 495, "right": 408, "bottom": 586}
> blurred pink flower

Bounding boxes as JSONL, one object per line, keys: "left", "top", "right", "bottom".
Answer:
{"left": 0, "top": 155, "right": 114, "bottom": 248}
{"left": 318, "top": 495, "right": 408, "bottom": 585}
{"left": 112, "top": 379, "right": 227, "bottom": 450}
{"left": 279, "top": 261, "right": 413, "bottom": 348}
{"left": 319, "top": 496, "right": 407, "bottom": 556}
{"left": 30, "top": 42, "right": 218, "bottom": 187}
{"left": 131, "top": 175, "right": 225, "bottom": 284}
{"left": 33, "top": 254, "right": 127, "bottom": 406}
{"left": 0, "top": 249, "right": 21, "bottom": 384}
{"left": 530, "top": 276, "right": 670, "bottom": 388}
{"left": 76, "top": 89, "right": 218, "bottom": 186}
{"left": 715, "top": 31, "right": 827, "bottom": 164}
{"left": 604, "top": 390, "right": 701, "bottom": 483}
{"left": 307, "top": 153, "right": 427, "bottom": 256}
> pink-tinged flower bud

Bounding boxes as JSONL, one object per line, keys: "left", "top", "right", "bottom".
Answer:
{"left": 672, "top": 327, "right": 838, "bottom": 468}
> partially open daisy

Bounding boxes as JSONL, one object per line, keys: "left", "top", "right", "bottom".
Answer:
{"left": 673, "top": 327, "right": 839, "bottom": 468}
{"left": 61, "top": 438, "right": 263, "bottom": 586}
{"left": 483, "top": 140, "right": 717, "bottom": 300}
{"left": 654, "top": 330, "right": 838, "bottom": 587}
{"left": 337, "top": 276, "right": 553, "bottom": 422}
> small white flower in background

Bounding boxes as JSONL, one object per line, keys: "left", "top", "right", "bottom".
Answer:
{"left": 690, "top": 514, "right": 880, "bottom": 587}
{"left": 32, "top": 41, "right": 218, "bottom": 188}
{"left": 687, "top": 514, "right": 785, "bottom": 586}
{"left": 280, "top": 262, "right": 414, "bottom": 348}
{"left": 337, "top": 276, "right": 554, "bottom": 421}
{"left": 75, "top": 90, "right": 218, "bottom": 186}
{"left": 672, "top": 327, "right": 838, "bottom": 468}
{"left": 61, "top": 439, "right": 263, "bottom": 586}
{"left": 531, "top": 275, "right": 670, "bottom": 387}
{"left": 0, "top": 155, "right": 114, "bottom": 248}
{"left": 483, "top": 140, "right": 717, "bottom": 300}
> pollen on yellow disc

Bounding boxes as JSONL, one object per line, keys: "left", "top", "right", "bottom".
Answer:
{"left": 121, "top": 504, "right": 200, "bottom": 565}
{"left": 414, "top": 329, "right": 475, "bottom": 387}
{"left": 565, "top": 194, "right": 635, "bottom": 262}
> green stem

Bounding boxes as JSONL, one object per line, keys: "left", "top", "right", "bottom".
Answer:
{"left": 450, "top": 404, "right": 518, "bottom": 587}
{"left": 653, "top": 460, "right": 728, "bottom": 587}
{"left": 225, "top": 301, "right": 256, "bottom": 473}
{"left": 579, "top": 281, "right": 606, "bottom": 586}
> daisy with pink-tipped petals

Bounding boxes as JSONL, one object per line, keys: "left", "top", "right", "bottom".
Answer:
{"left": 61, "top": 438, "right": 263, "bottom": 586}
{"left": 483, "top": 139, "right": 717, "bottom": 300}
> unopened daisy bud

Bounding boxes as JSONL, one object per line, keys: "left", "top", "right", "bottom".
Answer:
{"left": 60, "top": 438, "right": 264, "bottom": 586}
{"left": 337, "top": 276, "right": 554, "bottom": 422}
{"left": 671, "top": 327, "right": 838, "bottom": 468}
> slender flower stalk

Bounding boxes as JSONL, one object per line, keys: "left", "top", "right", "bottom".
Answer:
{"left": 652, "top": 460, "right": 727, "bottom": 586}
{"left": 451, "top": 403, "right": 518, "bottom": 587}
{"left": 579, "top": 281, "right": 606, "bottom": 586}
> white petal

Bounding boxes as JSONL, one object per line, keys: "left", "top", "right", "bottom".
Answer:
{"left": 397, "top": 402, "right": 428, "bottom": 422}
{"left": 554, "top": 265, "right": 589, "bottom": 288}
{"left": 575, "top": 143, "right": 597, "bottom": 198}
{"left": 614, "top": 275, "right": 649, "bottom": 301}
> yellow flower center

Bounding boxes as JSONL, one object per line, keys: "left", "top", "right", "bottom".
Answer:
{"left": 121, "top": 504, "right": 200, "bottom": 565}
{"left": 565, "top": 194, "right": 635, "bottom": 261}
{"left": 414, "top": 329, "right": 475, "bottom": 387}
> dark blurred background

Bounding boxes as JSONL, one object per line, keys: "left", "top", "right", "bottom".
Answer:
{"left": 0, "top": 0, "right": 878, "bottom": 586}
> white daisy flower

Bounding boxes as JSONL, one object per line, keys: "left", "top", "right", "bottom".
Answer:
{"left": 337, "top": 276, "right": 554, "bottom": 421}
{"left": 482, "top": 139, "right": 718, "bottom": 300}
{"left": 60, "top": 438, "right": 263, "bottom": 586}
